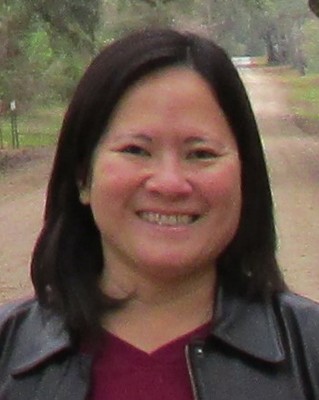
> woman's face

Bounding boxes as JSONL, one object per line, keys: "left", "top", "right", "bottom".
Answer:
{"left": 80, "top": 67, "right": 241, "bottom": 283}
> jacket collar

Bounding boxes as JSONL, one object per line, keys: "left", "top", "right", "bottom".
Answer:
{"left": 10, "top": 301, "right": 73, "bottom": 375}
{"left": 12, "top": 287, "right": 285, "bottom": 374}
{"left": 210, "top": 286, "right": 285, "bottom": 363}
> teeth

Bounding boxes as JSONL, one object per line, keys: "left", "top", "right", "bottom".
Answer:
{"left": 139, "top": 212, "right": 195, "bottom": 226}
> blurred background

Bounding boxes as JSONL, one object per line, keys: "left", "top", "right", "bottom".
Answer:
{"left": 0, "top": 0, "right": 318, "bottom": 126}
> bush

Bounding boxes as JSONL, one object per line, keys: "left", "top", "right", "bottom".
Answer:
{"left": 302, "top": 19, "right": 319, "bottom": 73}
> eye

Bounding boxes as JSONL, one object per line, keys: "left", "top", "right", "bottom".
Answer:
{"left": 120, "top": 145, "right": 150, "bottom": 156}
{"left": 187, "top": 149, "right": 218, "bottom": 160}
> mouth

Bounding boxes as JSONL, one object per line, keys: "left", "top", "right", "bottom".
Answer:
{"left": 137, "top": 211, "right": 200, "bottom": 226}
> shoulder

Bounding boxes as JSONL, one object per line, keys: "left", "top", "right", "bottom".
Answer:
{"left": 276, "top": 291, "right": 319, "bottom": 320}
{"left": 275, "top": 291, "right": 319, "bottom": 352}
{"left": 0, "top": 297, "right": 41, "bottom": 354}
{"left": 0, "top": 299, "right": 90, "bottom": 396}
{"left": 0, "top": 297, "right": 38, "bottom": 328}
{"left": 0, "top": 297, "right": 72, "bottom": 378}
{"left": 0, "top": 297, "right": 68, "bottom": 343}
{"left": 0, "top": 298, "right": 39, "bottom": 376}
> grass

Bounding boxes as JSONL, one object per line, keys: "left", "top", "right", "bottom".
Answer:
{"left": 0, "top": 104, "right": 65, "bottom": 149}
{"left": 274, "top": 67, "right": 319, "bottom": 122}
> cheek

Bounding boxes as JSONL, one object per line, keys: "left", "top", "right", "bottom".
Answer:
{"left": 202, "top": 162, "right": 241, "bottom": 204}
{"left": 90, "top": 157, "right": 142, "bottom": 205}
{"left": 95, "top": 157, "right": 126, "bottom": 182}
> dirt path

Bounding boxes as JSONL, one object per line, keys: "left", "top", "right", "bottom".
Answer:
{"left": 0, "top": 150, "right": 54, "bottom": 303}
{"left": 0, "top": 68, "right": 318, "bottom": 304}
{"left": 241, "top": 68, "right": 319, "bottom": 300}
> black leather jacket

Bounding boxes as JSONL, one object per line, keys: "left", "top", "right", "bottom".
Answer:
{"left": 1, "top": 288, "right": 319, "bottom": 400}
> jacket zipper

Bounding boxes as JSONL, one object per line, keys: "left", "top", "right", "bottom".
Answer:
{"left": 185, "top": 344, "right": 200, "bottom": 400}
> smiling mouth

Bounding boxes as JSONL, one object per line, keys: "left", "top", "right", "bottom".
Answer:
{"left": 137, "top": 211, "right": 199, "bottom": 226}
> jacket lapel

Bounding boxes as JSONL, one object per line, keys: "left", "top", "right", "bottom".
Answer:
{"left": 211, "top": 287, "right": 285, "bottom": 363}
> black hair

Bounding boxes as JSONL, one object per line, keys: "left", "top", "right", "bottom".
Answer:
{"left": 31, "top": 28, "right": 286, "bottom": 339}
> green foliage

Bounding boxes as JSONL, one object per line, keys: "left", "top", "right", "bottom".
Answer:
{"left": 302, "top": 19, "right": 319, "bottom": 72}
{"left": 24, "top": 28, "right": 53, "bottom": 68}
{"left": 98, "top": 0, "right": 188, "bottom": 37}
{"left": 0, "top": 0, "right": 317, "bottom": 121}
{"left": 0, "top": 0, "right": 102, "bottom": 107}
{"left": 43, "top": 54, "right": 88, "bottom": 101}
{"left": 24, "top": 0, "right": 102, "bottom": 53}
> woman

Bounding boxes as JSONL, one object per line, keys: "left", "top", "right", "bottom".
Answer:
{"left": 0, "top": 28, "right": 318, "bottom": 400}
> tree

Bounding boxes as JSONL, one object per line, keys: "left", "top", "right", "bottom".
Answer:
{"left": 302, "top": 19, "right": 319, "bottom": 72}
{"left": 229, "top": 0, "right": 309, "bottom": 69}
{"left": 0, "top": 0, "right": 103, "bottom": 105}
{"left": 309, "top": 0, "right": 319, "bottom": 17}
{"left": 0, "top": 0, "right": 317, "bottom": 108}
{"left": 24, "top": 0, "right": 102, "bottom": 55}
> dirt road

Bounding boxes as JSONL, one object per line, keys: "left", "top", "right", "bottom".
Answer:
{"left": 0, "top": 150, "right": 53, "bottom": 303}
{"left": 240, "top": 69, "right": 319, "bottom": 301}
{"left": 0, "top": 68, "right": 318, "bottom": 304}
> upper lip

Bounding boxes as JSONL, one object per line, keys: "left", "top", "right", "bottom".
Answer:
{"left": 136, "top": 209, "right": 200, "bottom": 216}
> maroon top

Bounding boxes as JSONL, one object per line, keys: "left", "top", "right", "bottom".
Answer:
{"left": 85, "top": 323, "right": 211, "bottom": 400}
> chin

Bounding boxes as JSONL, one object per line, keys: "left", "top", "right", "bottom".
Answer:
{"left": 137, "top": 254, "right": 214, "bottom": 281}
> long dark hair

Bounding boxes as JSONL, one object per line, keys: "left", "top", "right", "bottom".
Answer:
{"left": 31, "top": 28, "right": 286, "bottom": 338}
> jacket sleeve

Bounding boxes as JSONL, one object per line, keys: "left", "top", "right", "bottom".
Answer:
{"left": 278, "top": 292, "right": 319, "bottom": 399}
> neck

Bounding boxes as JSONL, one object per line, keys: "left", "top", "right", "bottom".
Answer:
{"left": 102, "top": 267, "right": 216, "bottom": 353}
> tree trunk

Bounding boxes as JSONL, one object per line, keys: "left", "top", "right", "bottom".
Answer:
{"left": 263, "top": 30, "right": 280, "bottom": 64}
{"left": 309, "top": 0, "right": 319, "bottom": 17}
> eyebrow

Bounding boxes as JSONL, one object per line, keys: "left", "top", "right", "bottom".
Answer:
{"left": 184, "top": 136, "right": 209, "bottom": 144}
{"left": 184, "top": 135, "right": 226, "bottom": 149}
{"left": 112, "top": 132, "right": 153, "bottom": 142}
{"left": 112, "top": 132, "right": 225, "bottom": 148}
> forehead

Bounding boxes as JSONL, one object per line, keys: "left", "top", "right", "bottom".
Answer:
{"left": 103, "top": 66, "right": 237, "bottom": 149}
{"left": 107, "top": 66, "right": 227, "bottom": 128}
{"left": 120, "top": 66, "right": 215, "bottom": 105}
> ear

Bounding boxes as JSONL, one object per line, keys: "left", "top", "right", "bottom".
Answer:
{"left": 78, "top": 183, "right": 91, "bottom": 205}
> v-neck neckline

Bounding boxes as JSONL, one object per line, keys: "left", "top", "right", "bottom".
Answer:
{"left": 99, "top": 321, "right": 211, "bottom": 365}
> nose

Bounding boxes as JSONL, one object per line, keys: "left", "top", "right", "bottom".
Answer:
{"left": 145, "top": 156, "right": 193, "bottom": 198}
